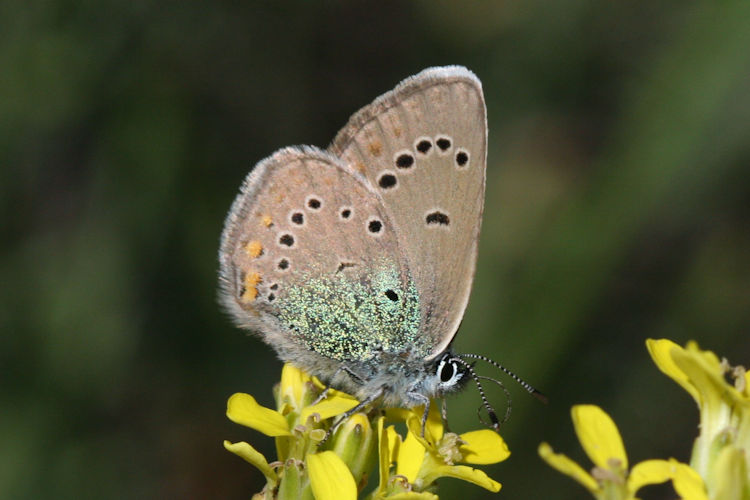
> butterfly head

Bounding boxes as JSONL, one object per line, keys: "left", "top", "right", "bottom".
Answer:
{"left": 423, "top": 351, "right": 472, "bottom": 398}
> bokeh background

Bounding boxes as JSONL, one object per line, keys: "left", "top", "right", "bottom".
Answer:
{"left": 2, "top": 1, "right": 749, "bottom": 499}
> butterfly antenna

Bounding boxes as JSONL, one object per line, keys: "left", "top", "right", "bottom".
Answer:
{"left": 459, "top": 353, "right": 548, "bottom": 403}
{"left": 476, "top": 375, "right": 512, "bottom": 425}
{"left": 454, "top": 357, "right": 500, "bottom": 431}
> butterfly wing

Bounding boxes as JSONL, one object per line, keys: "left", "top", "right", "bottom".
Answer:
{"left": 329, "top": 66, "right": 487, "bottom": 360}
{"left": 219, "top": 147, "right": 428, "bottom": 366}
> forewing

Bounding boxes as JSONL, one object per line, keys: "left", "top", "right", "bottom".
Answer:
{"left": 329, "top": 66, "right": 487, "bottom": 359}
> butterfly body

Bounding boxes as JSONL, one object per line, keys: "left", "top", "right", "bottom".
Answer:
{"left": 220, "top": 66, "right": 486, "bottom": 409}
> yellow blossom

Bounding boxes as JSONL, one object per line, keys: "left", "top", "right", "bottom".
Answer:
{"left": 647, "top": 338, "right": 750, "bottom": 499}
{"left": 224, "top": 363, "right": 509, "bottom": 499}
{"left": 539, "top": 404, "right": 704, "bottom": 500}
{"left": 308, "top": 451, "right": 357, "bottom": 500}
{"left": 371, "top": 401, "right": 508, "bottom": 498}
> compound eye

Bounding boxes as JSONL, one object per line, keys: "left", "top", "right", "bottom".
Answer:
{"left": 437, "top": 358, "right": 461, "bottom": 386}
{"left": 440, "top": 361, "right": 455, "bottom": 382}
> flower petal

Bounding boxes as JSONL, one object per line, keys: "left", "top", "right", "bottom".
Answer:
{"left": 400, "top": 404, "right": 443, "bottom": 448}
{"left": 279, "top": 364, "right": 310, "bottom": 410}
{"left": 309, "top": 375, "right": 356, "bottom": 400}
{"left": 710, "top": 445, "right": 747, "bottom": 500}
{"left": 572, "top": 404, "right": 628, "bottom": 470}
{"left": 422, "top": 464, "right": 501, "bottom": 492}
{"left": 396, "top": 428, "right": 426, "bottom": 483}
{"left": 226, "top": 393, "right": 291, "bottom": 436}
{"left": 670, "top": 462, "right": 708, "bottom": 500}
{"left": 405, "top": 412, "right": 436, "bottom": 450}
{"left": 425, "top": 402, "right": 444, "bottom": 443}
{"left": 376, "top": 417, "right": 390, "bottom": 495}
{"left": 385, "top": 407, "right": 413, "bottom": 422}
{"left": 387, "top": 492, "right": 438, "bottom": 500}
{"left": 223, "top": 440, "right": 278, "bottom": 482}
{"left": 646, "top": 339, "right": 700, "bottom": 403}
{"left": 671, "top": 342, "right": 745, "bottom": 413}
{"left": 626, "top": 459, "right": 674, "bottom": 493}
{"left": 300, "top": 394, "right": 360, "bottom": 422}
{"left": 387, "top": 425, "right": 401, "bottom": 464}
{"left": 459, "top": 430, "right": 510, "bottom": 464}
{"left": 307, "top": 451, "right": 357, "bottom": 500}
{"left": 538, "top": 442, "right": 599, "bottom": 493}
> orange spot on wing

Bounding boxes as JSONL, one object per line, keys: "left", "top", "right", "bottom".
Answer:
{"left": 355, "top": 162, "right": 367, "bottom": 174}
{"left": 245, "top": 240, "right": 263, "bottom": 258}
{"left": 369, "top": 141, "right": 382, "bottom": 156}
{"left": 393, "top": 127, "right": 402, "bottom": 137}
{"left": 241, "top": 271, "right": 262, "bottom": 302}
{"left": 261, "top": 215, "right": 273, "bottom": 227}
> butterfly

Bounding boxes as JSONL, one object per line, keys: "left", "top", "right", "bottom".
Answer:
{"left": 219, "top": 66, "right": 542, "bottom": 432}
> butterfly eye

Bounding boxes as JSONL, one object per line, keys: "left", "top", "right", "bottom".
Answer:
{"left": 440, "top": 362, "right": 455, "bottom": 382}
{"left": 437, "top": 357, "right": 461, "bottom": 386}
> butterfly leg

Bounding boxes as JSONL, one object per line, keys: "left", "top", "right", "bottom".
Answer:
{"left": 441, "top": 398, "right": 451, "bottom": 433}
{"left": 311, "top": 387, "right": 330, "bottom": 406}
{"left": 406, "top": 391, "right": 431, "bottom": 438}
{"left": 340, "top": 364, "right": 367, "bottom": 384}
{"left": 319, "top": 387, "right": 384, "bottom": 446}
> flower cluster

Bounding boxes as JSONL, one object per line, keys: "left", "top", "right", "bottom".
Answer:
{"left": 539, "top": 405, "right": 704, "bottom": 499}
{"left": 224, "top": 364, "right": 509, "bottom": 500}
{"left": 539, "top": 339, "right": 749, "bottom": 500}
{"left": 648, "top": 339, "right": 749, "bottom": 499}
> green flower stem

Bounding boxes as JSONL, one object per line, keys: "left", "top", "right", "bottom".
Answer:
{"left": 276, "top": 459, "right": 313, "bottom": 500}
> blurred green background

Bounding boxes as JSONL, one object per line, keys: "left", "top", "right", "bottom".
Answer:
{"left": 2, "top": 1, "right": 749, "bottom": 499}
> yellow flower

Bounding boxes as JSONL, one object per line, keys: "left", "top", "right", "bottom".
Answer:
{"left": 539, "top": 404, "right": 705, "bottom": 500}
{"left": 647, "top": 339, "right": 750, "bottom": 499}
{"left": 224, "top": 364, "right": 364, "bottom": 500}
{"left": 225, "top": 363, "right": 509, "bottom": 499}
{"left": 369, "top": 402, "right": 509, "bottom": 498}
